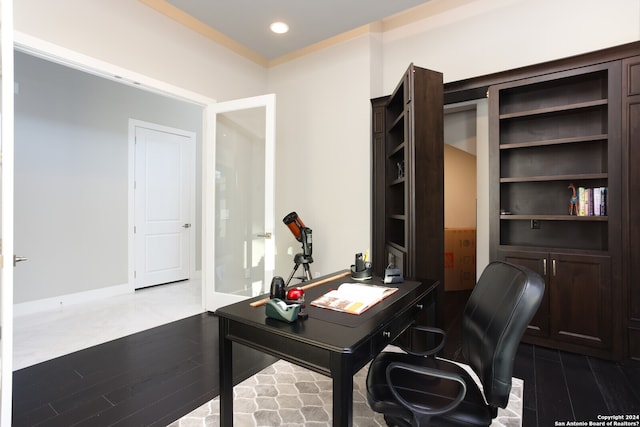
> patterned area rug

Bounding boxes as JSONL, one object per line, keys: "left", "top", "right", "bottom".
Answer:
{"left": 170, "top": 353, "right": 523, "bottom": 427}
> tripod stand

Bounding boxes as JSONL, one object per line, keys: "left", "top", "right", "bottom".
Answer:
{"left": 285, "top": 252, "right": 313, "bottom": 285}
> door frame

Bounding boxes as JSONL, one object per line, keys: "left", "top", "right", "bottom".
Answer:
{"left": 1, "top": 1, "right": 16, "bottom": 424}
{"left": 203, "top": 94, "right": 277, "bottom": 311}
{"left": 128, "top": 119, "right": 197, "bottom": 291}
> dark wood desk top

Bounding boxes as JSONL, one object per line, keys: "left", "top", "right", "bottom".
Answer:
{"left": 215, "top": 271, "right": 438, "bottom": 355}
{"left": 216, "top": 271, "right": 439, "bottom": 426}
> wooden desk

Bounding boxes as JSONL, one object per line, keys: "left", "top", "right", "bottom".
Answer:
{"left": 215, "top": 271, "right": 438, "bottom": 426}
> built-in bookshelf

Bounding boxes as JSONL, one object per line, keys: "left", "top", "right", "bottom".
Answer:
{"left": 489, "top": 61, "right": 621, "bottom": 359}
{"left": 493, "top": 65, "right": 615, "bottom": 252}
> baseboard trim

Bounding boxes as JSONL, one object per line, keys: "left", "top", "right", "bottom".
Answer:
{"left": 14, "top": 283, "right": 131, "bottom": 317}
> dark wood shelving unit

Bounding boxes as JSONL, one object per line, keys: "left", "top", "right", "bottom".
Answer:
{"left": 489, "top": 61, "right": 622, "bottom": 360}
{"left": 371, "top": 64, "right": 444, "bottom": 346}
{"left": 372, "top": 64, "right": 443, "bottom": 281}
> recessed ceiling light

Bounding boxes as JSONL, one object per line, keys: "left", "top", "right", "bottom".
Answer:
{"left": 270, "top": 21, "right": 289, "bottom": 34}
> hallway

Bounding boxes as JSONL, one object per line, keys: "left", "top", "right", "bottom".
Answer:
{"left": 13, "top": 279, "right": 203, "bottom": 370}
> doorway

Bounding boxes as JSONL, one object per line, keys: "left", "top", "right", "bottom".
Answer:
{"left": 130, "top": 120, "right": 196, "bottom": 290}
{"left": 13, "top": 51, "right": 204, "bottom": 313}
{"left": 442, "top": 98, "right": 491, "bottom": 339}
{"left": 11, "top": 50, "right": 207, "bottom": 373}
{"left": 442, "top": 102, "right": 481, "bottom": 351}
{"left": 444, "top": 104, "right": 478, "bottom": 292}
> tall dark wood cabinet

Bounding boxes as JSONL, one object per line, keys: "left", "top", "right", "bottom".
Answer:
{"left": 622, "top": 56, "right": 640, "bottom": 364}
{"left": 371, "top": 64, "right": 444, "bottom": 331}
{"left": 489, "top": 61, "right": 623, "bottom": 360}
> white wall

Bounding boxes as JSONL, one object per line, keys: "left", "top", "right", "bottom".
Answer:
{"left": 268, "top": 35, "right": 376, "bottom": 278}
{"left": 14, "top": 0, "right": 269, "bottom": 102}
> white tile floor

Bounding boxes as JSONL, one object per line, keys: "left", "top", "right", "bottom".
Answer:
{"left": 12, "top": 279, "right": 203, "bottom": 371}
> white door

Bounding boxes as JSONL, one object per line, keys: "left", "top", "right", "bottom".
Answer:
{"left": 204, "top": 94, "right": 276, "bottom": 310}
{"left": 1, "top": 2, "right": 15, "bottom": 424}
{"left": 132, "top": 122, "right": 195, "bottom": 289}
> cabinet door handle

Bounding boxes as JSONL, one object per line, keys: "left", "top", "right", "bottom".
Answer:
{"left": 543, "top": 259, "right": 547, "bottom": 276}
{"left": 552, "top": 259, "right": 557, "bottom": 277}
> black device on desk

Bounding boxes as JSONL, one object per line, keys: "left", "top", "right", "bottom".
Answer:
{"left": 384, "top": 267, "right": 404, "bottom": 284}
{"left": 384, "top": 252, "right": 404, "bottom": 283}
{"left": 351, "top": 252, "right": 372, "bottom": 280}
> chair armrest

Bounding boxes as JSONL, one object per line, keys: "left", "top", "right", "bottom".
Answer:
{"left": 386, "top": 362, "right": 467, "bottom": 417}
{"left": 394, "top": 326, "right": 446, "bottom": 357}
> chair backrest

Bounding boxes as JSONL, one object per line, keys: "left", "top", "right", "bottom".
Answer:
{"left": 461, "top": 261, "right": 544, "bottom": 408}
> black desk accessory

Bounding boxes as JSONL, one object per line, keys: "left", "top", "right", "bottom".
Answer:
{"left": 350, "top": 252, "right": 372, "bottom": 280}
{"left": 384, "top": 266, "right": 403, "bottom": 284}
{"left": 270, "top": 276, "right": 286, "bottom": 299}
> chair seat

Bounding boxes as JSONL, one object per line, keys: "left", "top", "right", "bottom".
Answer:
{"left": 366, "top": 352, "right": 495, "bottom": 427}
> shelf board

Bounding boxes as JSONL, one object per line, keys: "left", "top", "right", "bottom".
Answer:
{"left": 500, "top": 214, "right": 608, "bottom": 221}
{"left": 499, "top": 99, "right": 608, "bottom": 120}
{"left": 389, "top": 110, "right": 405, "bottom": 130}
{"left": 388, "top": 142, "right": 405, "bottom": 157}
{"left": 500, "top": 173, "right": 607, "bottom": 183}
{"left": 388, "top": 214, "right": 406, "bottom": 221}
{"left": 387, "top": 241, "right": 406, "bottom": 253}
{"left": 500, "top": 134, "right": 608, "bottom": 150}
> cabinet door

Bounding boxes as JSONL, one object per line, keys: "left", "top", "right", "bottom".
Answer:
{"left": 550, "top": 253, "right": 611, "bottom": 349}
{"left": 500, "top": 250, "right": 550, "bottom": 337}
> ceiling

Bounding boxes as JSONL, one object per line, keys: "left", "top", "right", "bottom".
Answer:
{"left": 162, "top": 0, "right": 432, "bottom": 61}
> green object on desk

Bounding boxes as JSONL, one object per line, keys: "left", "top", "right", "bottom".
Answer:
{"left": 265, "top": 298, "right": 301, "bottom": 322}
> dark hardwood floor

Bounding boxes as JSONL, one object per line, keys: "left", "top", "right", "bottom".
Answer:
{"left": 12, "top": 313, "right": 276, "bottom": 427}
{"left": 13, "top": 292, "right": 640, "bottom": 426}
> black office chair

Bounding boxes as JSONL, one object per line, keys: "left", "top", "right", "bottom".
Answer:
{"left": 366, "top": 261, "right": 544, "bottom": 427}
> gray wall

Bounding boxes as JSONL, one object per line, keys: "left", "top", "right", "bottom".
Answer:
{"left": 14, "top": 51, "right": 203, "bottom": 304}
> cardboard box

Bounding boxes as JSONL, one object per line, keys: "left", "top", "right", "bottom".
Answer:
{"left": 444, "top": 228, "right": 476, "bottom": 291}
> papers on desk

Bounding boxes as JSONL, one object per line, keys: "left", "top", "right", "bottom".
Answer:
{"left": 310, "top": 282, "right": 398, "bottom": 315}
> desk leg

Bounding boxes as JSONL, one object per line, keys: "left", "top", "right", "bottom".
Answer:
{"left": 331, "top": 354, "right": 353, "bottom": 427}
{"left": 219, "top": 318, "right": 233, "bottom": 426}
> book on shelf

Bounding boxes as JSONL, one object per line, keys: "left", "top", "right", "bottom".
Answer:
{"left": 310, "top": 282, "right": 399, "bottom": 315}
{"left": 577, "top": 186, "right": 607, "bottom": 217}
